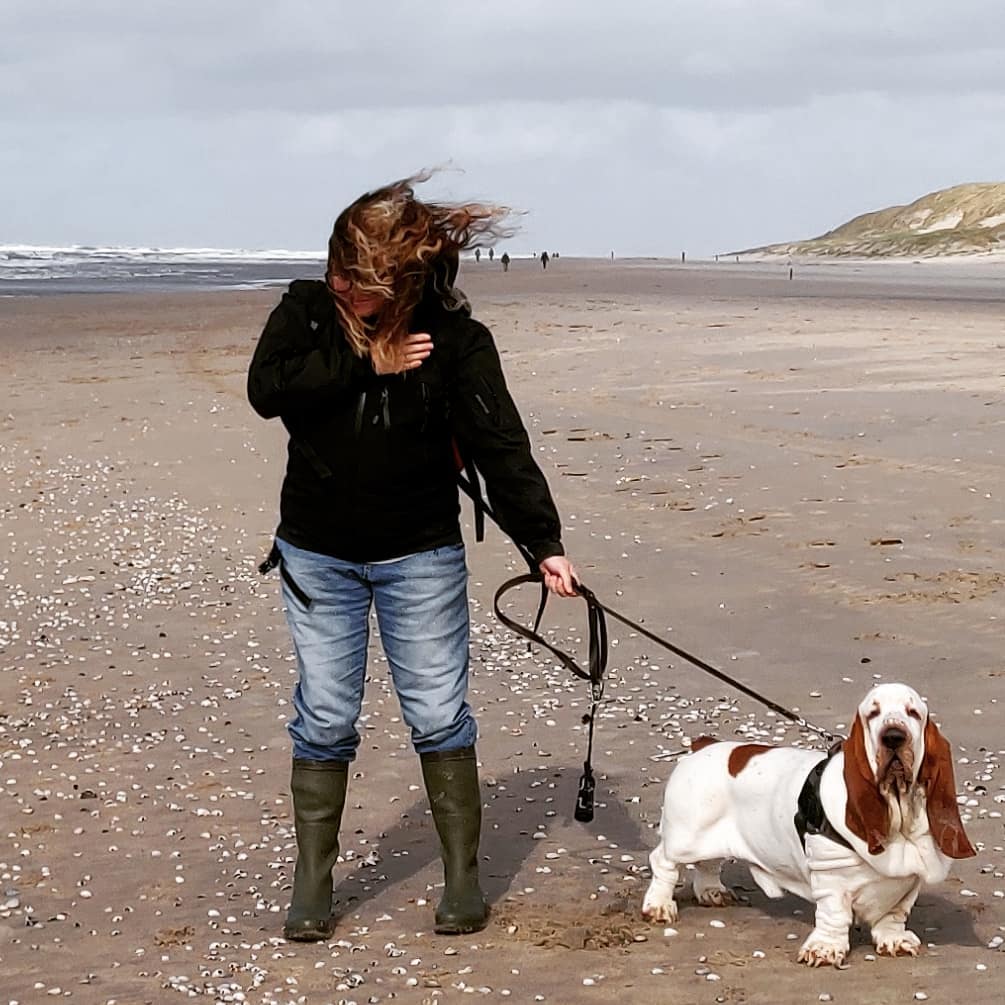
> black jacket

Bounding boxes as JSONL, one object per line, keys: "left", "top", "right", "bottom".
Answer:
{"left": 247, "top": 279, "right": 564, "bottom": 564}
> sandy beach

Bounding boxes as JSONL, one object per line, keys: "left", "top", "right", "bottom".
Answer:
{"left": 1, "top": 259, "right": 1002, "bottom": 1004}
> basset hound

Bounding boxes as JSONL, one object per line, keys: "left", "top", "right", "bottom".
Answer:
{"left": 641, "top": 683, "right": 975, "bottom": 966}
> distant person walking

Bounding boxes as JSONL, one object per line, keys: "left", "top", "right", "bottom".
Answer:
{"left": 500, "top": 252, "right": 510, "bottom": 273}
{"left": 475, "top": 248, "right": 481, "bottom": 263}
{"left": 540, "top": 251, "right": 549, "bottom": 270}
{"left": 488, "top": 248, "right": 494, "bottom": 262}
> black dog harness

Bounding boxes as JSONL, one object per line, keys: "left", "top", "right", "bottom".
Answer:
{"left": 794, "top": 748, "right": 853, "bottom": 851}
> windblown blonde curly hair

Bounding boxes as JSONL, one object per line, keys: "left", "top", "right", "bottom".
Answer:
{"left": 326, "top": 171, "right": 515, "bottom": 370}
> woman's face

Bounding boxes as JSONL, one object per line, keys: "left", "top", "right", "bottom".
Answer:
{"left": 329, "top": 272, "right": 383, "bottom": 319}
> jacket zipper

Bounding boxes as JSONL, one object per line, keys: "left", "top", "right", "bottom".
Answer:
{"left": 354, "top": 386, "right": 392, "bottom": 435}
{"left": 380, "top": 386, "right": 390, "bottom": 430}
{"left": 354, "top": 390, "right": 367, "bottom": 436}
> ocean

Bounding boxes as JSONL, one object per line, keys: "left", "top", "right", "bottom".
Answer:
{"left": 0, "top": 245, "right": 327, "bottom": 295}
{"left": 4, "top": 244, "right": 1004, "bottom": 301}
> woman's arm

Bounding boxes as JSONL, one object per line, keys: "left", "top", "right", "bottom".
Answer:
{"left": 247, "top": 280, "right": 371, "bottom": 419}
{"left": 450, "top": 320, "right": 565, "bottom": 566}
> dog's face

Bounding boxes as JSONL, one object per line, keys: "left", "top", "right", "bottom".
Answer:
{"left": 843, "top": 682, "right": 975, "bottom": 859}
{"left": 856, "top": 683, "right": 927, "bottom": 798}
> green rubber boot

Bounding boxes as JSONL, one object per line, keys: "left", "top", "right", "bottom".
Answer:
{"left": 283, "top": 759, "right": 349, "bottom": 942}
{"left": 420, "top": 747, "right": 489, "bottom": 934}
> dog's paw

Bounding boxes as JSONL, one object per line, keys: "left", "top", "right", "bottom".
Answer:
{"left": 694, "top": 885, "right": 735, "bottom": 908}
{"left": 874, "top": 928, "right": 921, "bottom": 958}
{"left": 797, "top": 932, "right": 849, "bottom": 968}
{"left": 641, "top": 900, "right": 679, "bottom": 924}
{"left": 641, "top": 883, "right": 679, "bottom": 924}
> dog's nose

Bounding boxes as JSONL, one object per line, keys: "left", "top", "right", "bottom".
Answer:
{"left": 881, "top": 727, "right": 907, "bottom": 749}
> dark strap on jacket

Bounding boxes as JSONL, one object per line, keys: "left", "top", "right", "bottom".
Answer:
{"left": 258, "top": 542, "right": 281, "bottom": 576}
{"left": 454, "top": 443, "right": 487, "bottom": 545}
{"left": 794, "top": 748, "right": 852, "bottom": 851}
{"left": 258, "top": 542, "right": 313, "bottom": 610}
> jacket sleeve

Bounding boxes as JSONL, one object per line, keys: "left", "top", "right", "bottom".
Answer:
{"left": 247, "top": 281, "right": 372, "bottom": 419}
{"left": 450, "top": 320, "right": 564, "bottom": 565}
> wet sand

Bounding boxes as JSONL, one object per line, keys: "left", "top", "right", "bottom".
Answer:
{"left": 1, "top": 260, "right": 1002, "bottom": 1003}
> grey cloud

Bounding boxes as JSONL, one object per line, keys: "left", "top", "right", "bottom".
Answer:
{"left": 3, "top": 0, "right": 1003, "bottom": 119}
{"left": 3, "top": 0, "right": 1004, "bottom": 251}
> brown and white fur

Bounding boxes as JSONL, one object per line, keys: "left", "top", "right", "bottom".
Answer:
{"left": 641, "top": 683, "right": 975, "bottom": 966}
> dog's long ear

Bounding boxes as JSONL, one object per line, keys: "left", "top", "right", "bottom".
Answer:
{"left": 919, "top": 718, "right": 976, "bottom": 859}
{"left": 843, "top": 713, "right": 889, "bottom": 855}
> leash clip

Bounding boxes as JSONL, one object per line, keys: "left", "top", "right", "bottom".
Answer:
{"left": 574, "top": 764, "right": 596, "bottom": 823}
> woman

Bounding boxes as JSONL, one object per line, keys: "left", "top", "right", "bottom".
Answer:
{"left": 247, "top": 173, "right": 576, "bottom": 942}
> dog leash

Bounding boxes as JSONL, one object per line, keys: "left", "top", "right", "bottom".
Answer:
{"left": 492, "top": 574, "right": 842, "bottom": 822}
{"left": 460, "top": 466, "right": 842, "bottom": 823}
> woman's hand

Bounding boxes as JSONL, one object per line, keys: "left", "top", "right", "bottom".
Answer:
{"left": 372, "top": 333, "right": 433, "bottom": 375}
{"left": 539, "top": 555, "right": 578, "bottom": 597}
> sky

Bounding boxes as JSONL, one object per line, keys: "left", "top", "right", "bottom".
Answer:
{"left": 3, "top": 0, "right": 1004, "bottom": 257}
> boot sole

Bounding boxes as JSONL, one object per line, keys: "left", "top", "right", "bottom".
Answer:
{"left": 434, "top": 912, "right": 490, "bottom": 935}
{"left": 283, "top": 921, "right": 334, "bottom": 942}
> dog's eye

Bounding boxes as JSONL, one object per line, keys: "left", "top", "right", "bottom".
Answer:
{"left": 866, "top": 706, "right": 881, "bottom": 721}
{"left": 906, "top": 707, "right": 922, "bottom": 721}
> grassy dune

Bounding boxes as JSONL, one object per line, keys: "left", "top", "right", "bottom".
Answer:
{"left": 736, "top": 181, "right": 1005, "bottom": 258}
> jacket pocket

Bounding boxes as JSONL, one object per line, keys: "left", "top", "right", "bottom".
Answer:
{"left": 471, "top": 376, "right": 500, "bottom": 425}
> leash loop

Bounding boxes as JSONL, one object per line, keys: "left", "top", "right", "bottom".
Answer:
{"left": 493, "top": 573, "right": 610, "bottom": 822}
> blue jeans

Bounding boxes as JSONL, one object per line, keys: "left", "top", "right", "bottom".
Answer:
{"left": 275, "top": 537, "right": 476, "bottom": 761}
